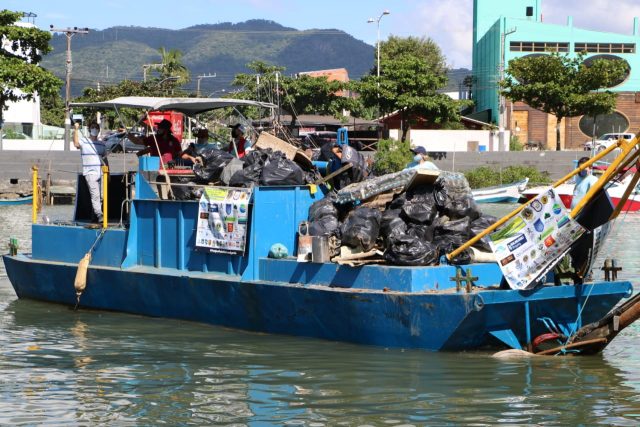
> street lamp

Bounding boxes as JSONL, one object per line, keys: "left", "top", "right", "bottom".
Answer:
{"left": 367, "top": 9, "right": 390, "bottom": 84}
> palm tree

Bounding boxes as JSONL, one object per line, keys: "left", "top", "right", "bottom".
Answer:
{"left": 157, "top": 47, "right": 190, "bottom": 86}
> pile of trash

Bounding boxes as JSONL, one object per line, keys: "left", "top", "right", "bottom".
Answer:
{"left": 169, "top": 133, "right": 367, "bottom": 200}
{"left": 306, "top": 170, "right": 498, "bottom": 266}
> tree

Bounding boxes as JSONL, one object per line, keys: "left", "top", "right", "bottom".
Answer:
{"left": 156, "top": 47, "right": 190, "bottom": 86}
{"left": 355, "top": 36, "right": 469, "bottom": 142}
{"left": 231, "top": 60, "right": 352, "bottom": 128}
{"left": 0, "top": 10, "right": 62, "bottom": 129}
{"left": 501, "top": 52, "right": 628, "bottom": 151}
{"left": 372, "top": 138, "right": 413, "bottom": 175}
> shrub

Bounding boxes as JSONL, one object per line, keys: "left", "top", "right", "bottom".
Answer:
{"left": 510, "top": 135, "right": 523, "bottom": 151}
{"left": 464, "top": 165, "right": 550, "bottom": 189}
{"left": 373, "top": 138, "right": 413, "bottom": 175}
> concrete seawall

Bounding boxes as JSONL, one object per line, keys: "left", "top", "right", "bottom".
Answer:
{"left": 0, "top": 150, "right": 594, "bottom": 190}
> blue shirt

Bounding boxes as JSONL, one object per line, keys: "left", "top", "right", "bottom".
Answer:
{"left": 405, "top": 160, "right": 439, "bottom": 171}
{"left": 571, "top": 173, "right": 598, "bottom": 209}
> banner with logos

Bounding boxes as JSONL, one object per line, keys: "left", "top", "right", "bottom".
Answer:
{"left": 195, "top": 187, "right": 252, "bottom": 255}
{"left": 489, "top": 188, "right": 586, "bottom": 290}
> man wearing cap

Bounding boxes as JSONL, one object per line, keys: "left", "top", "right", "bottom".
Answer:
{"left": 130, "top": 119, "right": 182, "bottom": 162}
{"left": 228, "top": 123, "right": 252, "bottom": 159}
{"left": 406, "top": 146, "right": 439, "bottom": 170}
{"left": 571, "top": 156, "right": 598, "bottom": 209}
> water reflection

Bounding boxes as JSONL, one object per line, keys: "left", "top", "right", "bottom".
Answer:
{"left": 2, "top": 205, "right": 640, "bottom": 424}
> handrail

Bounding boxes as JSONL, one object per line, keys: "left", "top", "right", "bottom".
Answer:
{"left": 31, "top": 165, "right": 38, "bottom": 224}
{"left": 102, "top": 165, "right": 109, "bottom": 229}
{"left": 446, "top": 137, "right": 640, "bottom": 261}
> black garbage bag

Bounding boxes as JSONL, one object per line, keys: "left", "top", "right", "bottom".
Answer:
{"left": 407, "top": 224, "right": 434, "bottom": 242}
{"left": 228, "top": 170, "right": 253, "bottom": 187}
{"left": 436, "top": 239, "right": 473, "bottom": 266}
{"left": 434, "top": 172, "right": 481, "bottom": 220}
{"left": 470, "top": 215, "right": 498, "bottom": 252}
{"left": 244, "top": 149, "right": 271, "bottom": 166}
{"left": 381, "top": 209, "right": 407, "bottom": 241}
{"left": 340, "top": 207, "right": 382, "bottom": 251}
{"left": 193, "top": 149, "right": 235, "bottom": 182}
{"left": 384, "top": 234, "right": 439, "bottom": 266}
{"left": 401, "top": 197, "right": 438, "bottom": 225}
{"left": 170, "top": 176, "right": 198, "bottom": 200}
{"left": 260, "top": 153, "right": 305, "bottom": 186}
{"left": 435, "top": 217, "right": 471, "bottom": 241}
{"left": 309, "top": 215, "right": 341, "bottom": 237}
{"left": 434, "top": 217, "right": 471, "bottom": 260}
{"left": 309, "top": 197, "right": 338, "bottom": 221}
{"left": 388, "top": 193, "right": 407, "bottom": 210}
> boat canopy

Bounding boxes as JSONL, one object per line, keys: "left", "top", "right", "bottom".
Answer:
{"left": 70, "top": 96, "right": 277, "bottom": 115}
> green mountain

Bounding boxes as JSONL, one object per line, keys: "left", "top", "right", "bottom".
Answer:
{"left": 40, "top": 19, "right": 471, "bottom": 98}
{"left": 40, "top": 19, "right": 376, "bottom": 97}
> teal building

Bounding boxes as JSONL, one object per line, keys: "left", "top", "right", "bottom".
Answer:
{"left": 473, "top": 0, "right": 640, "bottom": 149}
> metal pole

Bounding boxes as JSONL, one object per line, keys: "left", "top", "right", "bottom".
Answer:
{"left": 377, "top": 20, "right": 380, "bottom": 82}
{"left": 64, "top": 33, "right": 71, "bottom": 151}
{"left": 50, "top": 26, "right": 89, "bottom": 151}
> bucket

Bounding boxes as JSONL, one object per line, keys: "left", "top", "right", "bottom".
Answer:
{"left": 297, "top": 221, "right": 313, "bottom": 261}
{"left": 311, "top": 235, "right": 330, "bottom": 263}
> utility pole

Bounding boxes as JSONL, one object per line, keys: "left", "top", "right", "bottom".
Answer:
{"left": 142, "top": 63, "right": 163, "bottom": 82}
{"left": 196, "top": 73, "right": 216, "bottom": 97}
{"left": 50, "top": 25, "right": 89, "bottom": 151}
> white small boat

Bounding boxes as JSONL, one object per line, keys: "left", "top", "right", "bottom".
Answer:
{"left": 472, "top": 178, "right": 529, "bottom": 203}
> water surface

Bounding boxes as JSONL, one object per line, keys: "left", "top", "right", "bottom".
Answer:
{"left": 2, "top": 204, "right": 640, "bottom": 425}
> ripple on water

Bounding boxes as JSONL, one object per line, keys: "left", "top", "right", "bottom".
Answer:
{"left": 2, "top": 206, "right": 640, "bottom": 424}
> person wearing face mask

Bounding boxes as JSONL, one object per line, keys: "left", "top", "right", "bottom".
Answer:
{"left": 406, "top": 146, "right": 439, "bottom": 171}
{"left": 571, "top": 156, "right": 598, "bottom": 209}
{"left": 130, "top": 119, "right": 182, "bottom": 163}
{"left": 180, "top": 128, "right": 210, "bottom": 164}
{"left": 228, "top": 123, "right": 252, "bottom": 159}
{"left": 73, "top": 120, "right": 107, "bottom": 223}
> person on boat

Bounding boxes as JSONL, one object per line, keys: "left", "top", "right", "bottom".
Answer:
{"left": 180, "top": 128, "right": 210, "bottom": 164}
{"left": 571, "top": 156, "right": 598, "bottom": 209}
{"left": 130, "top": 119, "right": 182, "bottom": 163}
{"left": 73, "top": 121, "right": 107, "bottom": 223}
{"left": 406, "top": 146, "right": 439, "bottom": 170}
{"left": 228, "top": 124, "right": 252, "bottom": 159}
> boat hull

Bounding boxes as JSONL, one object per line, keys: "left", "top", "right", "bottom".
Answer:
{"left": 4, "top": 254, "right": 631, "bottom": 351}
{"left": 472, "top": 179, "right": 528, "bottom": 204}
{"left": 0, "top": 195, "right": 32, "bottom": 206}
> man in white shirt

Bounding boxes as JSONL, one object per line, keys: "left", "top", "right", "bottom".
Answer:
{"left": 73, "top": 121, "right": 107, "bottom": 223}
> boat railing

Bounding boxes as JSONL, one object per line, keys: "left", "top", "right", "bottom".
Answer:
{"left": 448, "top": 134, "right": 640, "bottom": 261}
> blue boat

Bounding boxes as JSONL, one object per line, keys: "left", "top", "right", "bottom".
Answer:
{"left": 0, "top": 195, "right": 32, "bottom": 206}
{"left": 3, "top": 97, "right": 639, "bottom": 354}
{"left": 472, "top": 178, "right": 529, "bottom": 203}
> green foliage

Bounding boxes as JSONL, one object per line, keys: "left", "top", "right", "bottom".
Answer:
{"left": 372, "top": 138, "right": 413, "bottom": 175}
{"left": 501, "top": 52, "right": 627, "bottom": 150}
{"left": 40, "top": 90, "right": 64, "bottom": 127}
{"left": 0, "top": 10, "right": 62, "bottom": 124}
{"left": 355, "top": 36, "right": 472, "bottom": 142}
{"left": 510, "top": 135, "right": 523, "bottom": 151}
{"left": 230, "top": 60, "right": 350, "bottom": 126}
{"left": 464, "top": 165, "right": 550, "bottom": 189}
{"left": 155, "top": 47, "right": 190, "bottom": 85}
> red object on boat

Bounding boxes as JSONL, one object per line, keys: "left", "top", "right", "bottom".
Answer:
{"left": 521, "top": 176, "right": 640, "bottom": 212}
{"left": 145, "top": 111, "right": 184, "bottom": 142}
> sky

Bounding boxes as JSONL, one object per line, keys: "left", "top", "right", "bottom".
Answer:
{"left": 6, "top": 0, "right": 640, "bottom": 69}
